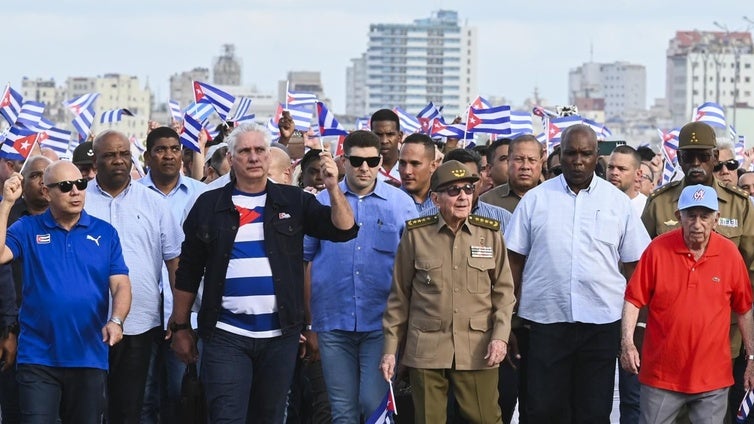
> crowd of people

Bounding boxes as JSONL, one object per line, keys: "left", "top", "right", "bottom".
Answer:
{"left": 0, "top": 108, "right": 751, "bottom": 424}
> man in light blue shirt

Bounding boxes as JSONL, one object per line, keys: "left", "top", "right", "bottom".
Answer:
{"left": 137, "top": 127, "right": 207, "bottom": 423}
{"left": 504, "top": 124, "right": 650, "bottom": 423}
{"left": 85, "top": 130, "right": 183, "bottom": 424}
{"left": 303, "top": 131, "right": 417, "bottom": 422}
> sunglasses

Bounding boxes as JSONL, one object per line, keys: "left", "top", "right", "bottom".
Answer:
{"left": 549, "top": 166, "right": 562, "bottom": 176}
{"left": 438, "top": 183, "right": 475, "bottom": 196}
{"left": 345, "top": 155, "right": 381, "bottom": 168}
{"left": 679, "top": 150, "right": 713, "bottom": 163}
{"left": 713, "top": 159, "right": 739, "bottom": 172}
{"left": 46, "top": 178, "right": 88, "bottom": 193}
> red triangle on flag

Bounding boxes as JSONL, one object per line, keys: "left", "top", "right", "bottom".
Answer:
{"left": 335, "top": 135, "right": 345, "bottom": 156}
{"left": 193, "top": 81, "right": 205, "bottom": 102}
{"left": 13, "top": 134, "right": 36, "bottom": 159}
{"left": 466, "top": 110, "right": 480, "bottom": 130}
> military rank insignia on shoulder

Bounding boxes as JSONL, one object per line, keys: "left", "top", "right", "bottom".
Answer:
{"left": 468, "top": 215, "right": 500, "bottom": 231}
{"left": 647, "top": 180, "right": 680, "bottom": 200}
{"left": 406, "top": 215, "right": 439, "bottom": 230}
{"left": 720, "top": 181, "right": 750, "bottom": 199}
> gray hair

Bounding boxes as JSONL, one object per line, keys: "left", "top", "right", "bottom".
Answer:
{"left": 225, "top": 123, "right": 272, "bottom": 155}
{"left": 20, "top": 155, "right": 53, "bottom": 177}
{"left": 716, "top": 141, "right": 734, "bottom": 155}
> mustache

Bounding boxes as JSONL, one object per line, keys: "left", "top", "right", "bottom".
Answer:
{"left": 687, "top": 167, "right": 707, "bottom": 175}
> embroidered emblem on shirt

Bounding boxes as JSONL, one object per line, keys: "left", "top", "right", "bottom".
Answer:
{"left": 278, "top": 212, "right": 291, "bottom": 220}
{"left": 718, "top": 217, "right": 739, "bottom": 227}
{"left": 86, "top": 235, "right": 101, "bottom": 246}
{"left": 712, "top": 276, "right": 720, "bottom": 283}
{"left": 35, "top": 234, "right": 50, "bottom": 244}
{"left": 470, "top": 246, "right": 494, "bottom": 258}
{"left": 663, "top": 219, "right": 678, "bottom": 226}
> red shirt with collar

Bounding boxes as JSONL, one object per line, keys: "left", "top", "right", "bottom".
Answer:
{"left": 625, "top": 228, "right": 752, "bottom": 393}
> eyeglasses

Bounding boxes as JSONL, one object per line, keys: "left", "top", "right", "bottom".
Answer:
{"left": 549, "top": 166, "right": 562, "bottom": 176}
{"left": 679, "top": 150, "right": 713, "bottom": 163}
{"left": 345, "top": 155, "right": 381, "bottom": 168}
{"left": 46, "top": 178, "right": 88, "bottom": 193}
{"left": 438, "top": 183, "right": 475, "bottom": 196}
{"left": 713, "top": 159, "right": 739, "bottom": 172}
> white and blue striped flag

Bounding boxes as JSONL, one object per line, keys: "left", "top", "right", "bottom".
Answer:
{"left": 232, "top": 97, "right": 255, "bottom": 122}
{"left": 286, "top": 90, "right": 317, "bottom": 107}
{"left": 393, "top": 107, "right": 422, "bottom": 134}
{"left": 168, "top": 100, "right": 182, "bottom": 122}
{"left": 316, "top": 102, "right": 347, "bottom": 137}
{"left": 467, "top": 105, "right": 511, "bottom": 135}
{"left": 193, "top": 81, "right": 235, "bottom": 121}
{"left": 693, "top": 102, "right": 727, "bottom": 128}
{"left": 179, "top": 113, "right": 204, "bottom": 152}
{"left": 0, "top": 84, "right": 23, "bottom": 125}
{"left": 100, "top": 108, "right": 134, "bottom": 124}
{"left": 509, "top": 111, "right": 534, "bottom": 137}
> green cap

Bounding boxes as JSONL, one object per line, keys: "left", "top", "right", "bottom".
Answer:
{"left": 678, "top": 121, "right": 716, "bottom": 150}
{"left": 430, "top": 160, "right": 479, "bottom": 191}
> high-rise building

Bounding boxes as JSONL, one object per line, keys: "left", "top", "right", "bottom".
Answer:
{"left": 213, "top": 44, "right": 242, "bottom": 86}
{"left": 169, "top": 67, "right": 210, "bottom": 110}
{"left": 277, "top": 71, "right": 329, "bottom": 105}
{"left": 21, "top": 77, "right": 66, "bottom": 124}
{"left": 568, "top": 61, "right": 646, "bottom": 120}
{"left": 346, "top": 54, "right": 367, "bottom": 116}
{"left": 347, "top": 10, "right": 477, "bottom": 118}
{"left": 85, "top": 74, "right": 152, "bottom": 141}
{"left": 666, "top": 30, "right": 754, "bottom": 127}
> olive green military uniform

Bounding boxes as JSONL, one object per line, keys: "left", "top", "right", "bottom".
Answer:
{"left": 382, "top": 161, "right": 516, "bottom": 424}
{"left": 479, "top": 183, "right": 521, "bottom": 212}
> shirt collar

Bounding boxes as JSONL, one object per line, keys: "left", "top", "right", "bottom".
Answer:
{"left": 92, "top": 177, "right": 132, "bottom": 199}
{"left": 342, "top": 178, "right": 389, "bottom": 200}
{"left": 143, "top": 172, "right": 191, "bottom": 197}
{"left": 558, "top": 172, "right": 599, "bottom": 195}
{"left": 41, "top": 208, "right": 91, "bottom": 229}
{"left": 436, "top": 213, "right": 472, "bottom": 234}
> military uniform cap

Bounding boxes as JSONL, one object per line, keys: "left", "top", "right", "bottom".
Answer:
{"left": 678, "top": 121, "right": 716, "bottom": 150}
{"left": 430, "top": 160, "right": 480, "bottom": 191}
{"left": 72, "top": 141, "right": 94, "bottom": 165}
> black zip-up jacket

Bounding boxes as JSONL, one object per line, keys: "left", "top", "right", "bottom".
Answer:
{"left": 175, "top": 179, "right": 358, "bottom": 339}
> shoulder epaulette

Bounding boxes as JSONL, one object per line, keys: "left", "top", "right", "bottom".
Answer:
{"left": 718, "top": 180, "right": 750, "bottom": 199}
{"left": 647, "top": 180, "right": 681, "bottom": 201}
{"left": 406, "top": 215, "right": 438, "bottom": 230}
{"left": 468, "top": 214, "right": 500, "bottom": 231}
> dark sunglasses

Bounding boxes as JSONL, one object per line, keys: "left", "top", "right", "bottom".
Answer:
{"left": 345, "top": 155, "right": 381, "bottom": 168}
{"left": 679, "top": 150, "right": 713, "bottom": 163}
{"left": 549, "top": 166, "right": 562, "bottom": 176}
{"left": 46, "top": 178, "right": 88, "bottom": 193}
{"left": 438, "top": 183, "right": 475, "bottom": 196}
{"left": 713, "top": 159, "right": 739, "bottom": 172}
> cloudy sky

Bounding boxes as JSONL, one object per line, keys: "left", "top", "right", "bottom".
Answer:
{"left": 4, "top": 0, "right": 751, "bottom": 114}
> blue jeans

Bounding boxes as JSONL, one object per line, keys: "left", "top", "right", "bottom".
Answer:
{"left": 16, "top": 364, "right": 106, "bottom": 424}
{"left": 619, "top": 365, "right": 640, "bottom": 424}
{"left": 201, "top": 328, "right": 299, "bottom": 423}
{"left": 318, "top": 330, "right": 388, "bottom": 423}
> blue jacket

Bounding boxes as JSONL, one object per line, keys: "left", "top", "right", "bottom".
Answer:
{"left": 175, "top": 179, "right": 359, "bottom": 339}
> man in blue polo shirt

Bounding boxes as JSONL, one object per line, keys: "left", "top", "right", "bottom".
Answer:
{"left": 0, "top": 161, "right": 131, "bottom": 424}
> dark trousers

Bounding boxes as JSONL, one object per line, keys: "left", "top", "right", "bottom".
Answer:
{"left": 286, "top": 358, "right": 332, "bottom": 424}
{"left": 498, "top": 326, "right": 529, "bottom": 424}
{"left": 619, "top": 366, "right": 640, "bottom": 424}
{"left": 201, "top": 328, "right": 300, "bottom": 423}
{"left": 0, "top": 362, "right": 20, "bottom": 423}
{"left": 16, "top": 364, "right": 106, "bottom": 424}
{"left": 527, "top": 321, "right": 620, "bottom": 424}
{"left": 108, "top": 326, "right": 161, "bottom": 424}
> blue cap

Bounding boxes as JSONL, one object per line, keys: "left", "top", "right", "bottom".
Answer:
{"left": 677, "top": 184, "right": 718, "bottom": 212}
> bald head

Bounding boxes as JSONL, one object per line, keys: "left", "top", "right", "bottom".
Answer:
{"left": 21, "top": 156, "right": 53, "bottom": 179}
{"left": 268, "top": 146, "right": 293, "bottom": 185}
{"left": 43, "top": 161, "right": 83, "bottom": 186}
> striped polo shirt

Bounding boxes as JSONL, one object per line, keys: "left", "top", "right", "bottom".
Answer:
{"left": 216, "top": 189, "right": 281, "bottom": 338}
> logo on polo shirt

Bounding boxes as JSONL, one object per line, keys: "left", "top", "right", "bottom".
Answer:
{"left": 712, "top": 276, "right": 720, "bottom": 283}
{"left": 36, "top": 234, "right": 50, "bottom": 244}
{"left": 86, "top": 235, "right": 102, "bottom": 247}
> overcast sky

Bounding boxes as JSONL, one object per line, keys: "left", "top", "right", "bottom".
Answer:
{"left": 4, "top": 0, "right": 751, "bottom": 115}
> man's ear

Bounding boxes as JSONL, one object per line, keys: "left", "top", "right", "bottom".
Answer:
{"left": 674, "top": 209, "right": 681, "bottom": 221}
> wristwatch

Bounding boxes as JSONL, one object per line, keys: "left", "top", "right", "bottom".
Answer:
{"left": 109, "top": 317, "right": 123, "bottom": 328}
{"left": 170, "top": 322, "right": 191, "bottom": 332}
{"left": 747, "top": 354, "right": 754, "bottom": 361}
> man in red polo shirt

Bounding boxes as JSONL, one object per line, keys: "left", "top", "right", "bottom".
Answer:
{"left": 621, "top": 184, "right": 754, "bottom": 422}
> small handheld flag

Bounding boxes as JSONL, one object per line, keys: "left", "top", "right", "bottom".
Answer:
{"left": 737, "top": 388, "right": 754, "bottom": 423}
{"left": 365, "top": 382, "right": 397, "bottom": 424}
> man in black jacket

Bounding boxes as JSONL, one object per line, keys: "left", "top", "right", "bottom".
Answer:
{"left": 170, "top": 122, "right": 357, "bottom": 423}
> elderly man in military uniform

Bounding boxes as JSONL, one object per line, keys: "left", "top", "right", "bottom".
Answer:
{"left": 380, "top": 160, "right": 516, "bottom": 424}
{"left": 642, "top": 120, "right": 754, "bottom": 421}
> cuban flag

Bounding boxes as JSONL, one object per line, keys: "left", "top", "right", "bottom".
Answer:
{"left": 735, "top": 134, "right": 746, "bottom": 165}
{"left": 316, "top": 102, "right": 348, "bottom": 137}
{"left": 100, "top": 108, "right": 134, "bottom": 124}
{"left": 64, "top": 93, "right": 100, "bottom": 141}
{"left": 509, "top": 111, "right": 534, "bottom": 137}
{"left": 532, "top": 105, "right": 558, "bottom": 119}
{"left": 63, "top": 93, "right": 99, "bottom": 116}
{"left": 266, "top": 117, "right": 281, "bottom": 139}
{"left": 355, "top": 117, "right": 370, "bottom": 131}
{"left": 275, "top": 103, "right": 314, "bottom": 131}
{"left": 40, "top": 127, "right": 73, "bottom": 157}
{"left": 536, "top": 132, "right": 546, "bottom": 143}
{"left": 393, "top": 107, "right": 422, "bottom": 134}
{"left": 739, "top": 388, "right": 754, "bottom": 423}
{"left": 184, "top": 100, "right": 215, "bottom": 123}
{"left": 168, "top": 100, "right": 182, "bottom": 122}
{"left": 417, "top": 102, "right": 443, "bottom": 134}
{"left": 693, "top": 102, "right": 727, "bottom": 128}
{"left": 232, "top": 97, "right": 254, "bottom": 122}
{"left": 1, "top": 126, "right": 38, "bottom": 160}
{"left": 365, "top": 386, "right": 397, "bottom": 424}
{"left": 286, "top": 90, "right": 317, "bottom": 107}
{"left": 16, "top": 101, "right": 46, "bottom": 128}
{"left": 467, "top": 105, "right": 511, "bottom": 135}
{"left": 658, "top": 128, "right": 680, "bottom": 164}
{"left": 469, "top": 95, "right": 492, "bottom": 110}
{"left": 179, "top": 113, "right": 204, "bottom": 152}
{"left": 583, "top": 118, "right": 612, "bottom": 140}
{"left": 659, "top": 145, "right": 681, "bottom": 187}
{"left": 430, "top": 119, "right": 473, "bottom": 139}
{"left": 547, "top": 115, "right": 583, "bottom": 150}
{"left": 0, "top": 84, "right": 23, "bottom": 125}
{"left": 193, "top": 81, "right": 235, "bottom": 121}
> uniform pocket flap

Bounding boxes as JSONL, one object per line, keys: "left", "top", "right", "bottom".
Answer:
{"left": 411, "top": 317, "right": 443, "bottom": 332}
{"left": 415, "top": 259, "right": 442, "bottom": 271}
{"left": 469, "top": 316, "right": 492, "bottom": 332}
{"left": 467, "top": 257, "right": 495, "bottom": 271}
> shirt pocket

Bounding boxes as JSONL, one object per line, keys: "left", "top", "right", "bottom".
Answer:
{"left": 594, "top": 211, "right": 620, "bottom": 247}
{"left": 372, "top": 224, "right": 400, "bottom": 254}
{"left": 468, "top": 315, "right": 493, "bottom": 361}
{"left": 272, "top": 220, "right": 303, "bottom": 256}
{"left": 414, "top": 259, "right": 443, "bottom": 293}
{"left": 409, "top": 317, "right": 443, "bottom": 358}
{"left": 467, "top": 257, "right": 495, "bottom": 294}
